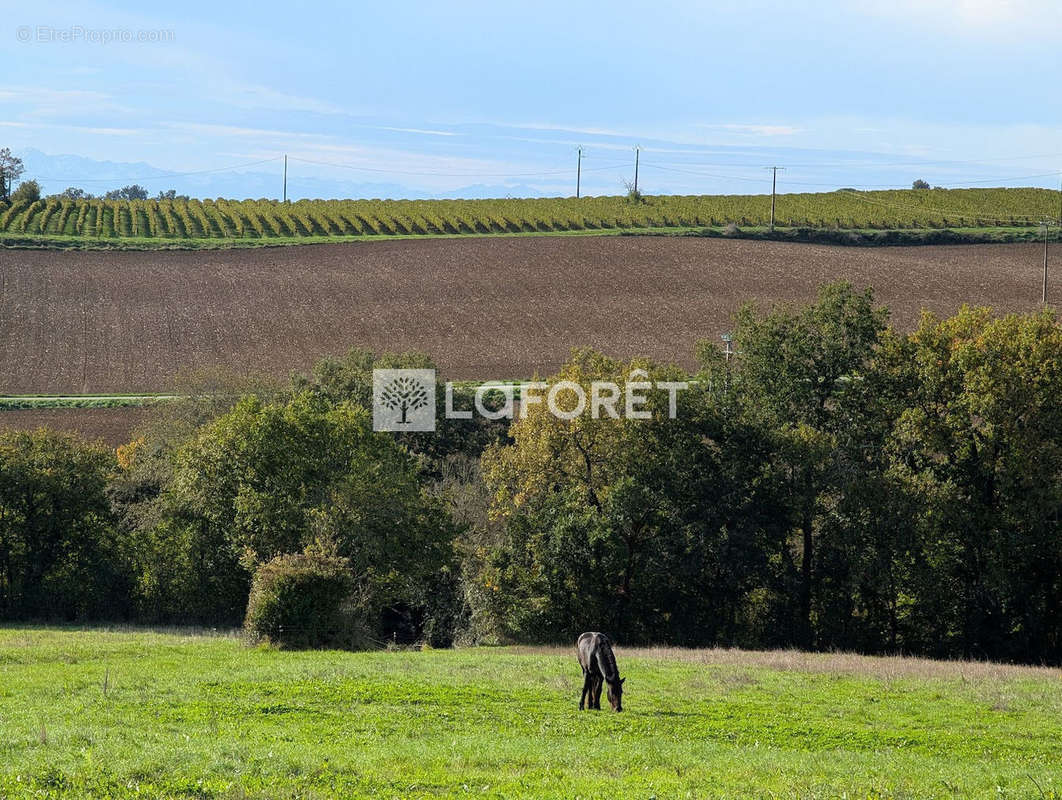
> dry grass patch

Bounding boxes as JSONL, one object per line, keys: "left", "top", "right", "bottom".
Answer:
{"left": 509, "top": 643, "right": 1061, "bottom": 682}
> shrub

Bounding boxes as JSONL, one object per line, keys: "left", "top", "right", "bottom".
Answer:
{"left": 622, "top": 180, "right": 644, "bottom": 205}
{"left": 244, "top": 546, "right": 358, "bottom": 649}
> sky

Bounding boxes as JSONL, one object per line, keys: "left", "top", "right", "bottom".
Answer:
{"left": 3, "top": 0, "right": 1062, "bottom": 199}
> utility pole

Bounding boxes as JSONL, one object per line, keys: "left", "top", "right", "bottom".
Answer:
{"left": 576, "top": 147, "right": 582, "bottom": 199}
{"left": 766, "top": 166, "right": 785, "bottom": 231}
{"left": 633, "top": 146, "right": 640, "bottom": 195}
{"left": 283, "top": 155, "right": 288, "bottom": 203}
{"left": 1044, "top": 220, "right": 1053, "bottom": 305}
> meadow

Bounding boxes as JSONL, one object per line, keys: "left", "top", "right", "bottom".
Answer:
{"left": 1, "top": 627, "right": 1059, "bottom": 799}
{"left": 0, "top": 188, "right": 1057, "bottom": 246}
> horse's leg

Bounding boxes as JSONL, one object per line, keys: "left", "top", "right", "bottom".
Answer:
{"left": 592, "top": 675, "right": 603, "bottom": 710}
{"left": 579, "top": 671, "right": 592, "bottom": 710}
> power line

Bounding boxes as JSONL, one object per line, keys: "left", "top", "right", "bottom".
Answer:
{"left": 34, "top": 156, "right": 284, "bottom": 184}
{"left": 840, "top": 171, "right": 1062, "bottom": 190}
{"left": 644, "top": 151, "right": 1062, "bottom": 170}
{"left": 634, "top": 161, "right": 1059, "bottom": 224}
{"left": 641, "top": 163, "right": 769, "bottom": 183}
{"left": 287, "top": 155, "right": 626, "bottom": 179}
{"left": 642, "top": 161, "right": 1062, "bottom": 190}
{"left": 22, "top": 144, "right": 1062, "bottom": 202}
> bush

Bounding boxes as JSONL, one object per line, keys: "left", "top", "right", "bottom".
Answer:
{"left": 244, "top": 547, "right": 358, "bottom": 649}
{"left": 622, "top": 180, "right": 644, "bottom": 205}
{"left": 912, "top": 179, "right": 930, "bottom": 190}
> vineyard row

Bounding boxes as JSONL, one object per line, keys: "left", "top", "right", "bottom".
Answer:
{"left": 1, "top": 189, "right": 1057, "bottom": 240}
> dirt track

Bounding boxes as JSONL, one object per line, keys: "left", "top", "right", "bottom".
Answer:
{"left": 0, "top": 236, "right": 1052, "bottom": 395}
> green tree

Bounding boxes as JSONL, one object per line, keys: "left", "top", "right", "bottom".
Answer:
{"left": 104, "top": 184, "right": 148, "bottom": 200}
{"left": 482, "top": 349, "right": 782, "bottom": 645}
{"left": 109, "top": 367, "right": 285, "bottom": 602}
{"left": 151, "top": 392, "right": 454, "bottom": 631}
{"left": 873, "top": 307, "right": 1062, "bottom": 661}
{"left": 156, "top": 189, "right": 189, "bottom": 201}
{"left": 293, "top": 346, "right": 507, "bottom": 471}
{"left": 0, "top": 429, "right": 127, "bottom": 619}
{"left": 10, "top": 179, "right": 40, "bottom": 204}
{"left": 725, "top": 282, "right": 889, "bottom": 647}
{"left": 0, "top": 148, "right": 24, "bottom": 202}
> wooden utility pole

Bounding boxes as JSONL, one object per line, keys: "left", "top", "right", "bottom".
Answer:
{"left": 576, "top": 147, "right": 582, "bottom": 198}
{"left": 1044, "top": 220, "right": 1052, "bottom": 305}
{"left": 633, "top": 146, "right": 640, "bottom": 195}
{"left": 766, "top": 166, "right": 785, "bottom": 231}
{"left": 283, "top": 155, "right": 288, "bottom": 203}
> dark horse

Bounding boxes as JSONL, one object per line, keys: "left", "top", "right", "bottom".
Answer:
{"left": 576, "top": 631, "right": 624, "bottom": 711}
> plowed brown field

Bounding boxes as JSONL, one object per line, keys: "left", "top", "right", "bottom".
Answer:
{"left": 0, "top": 236, "right": 1053, "bottom": 395}
{"left": 0, "top": 408, "right": 150, "bottom": 446}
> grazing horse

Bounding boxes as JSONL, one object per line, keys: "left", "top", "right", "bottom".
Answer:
{"left": 576, "top": 631, "right": 625, "bottom": 711}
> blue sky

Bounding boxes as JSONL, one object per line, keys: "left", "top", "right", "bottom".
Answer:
{"left": 4, "top": 0, "right": 1062, "bottom": 199}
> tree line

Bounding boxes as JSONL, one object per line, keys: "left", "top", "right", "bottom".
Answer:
{"left": 0, "top": 146, "right": 188, "bottom": 205}
{"left": 1, "top": 283, "right": 1060, "bottom": 663}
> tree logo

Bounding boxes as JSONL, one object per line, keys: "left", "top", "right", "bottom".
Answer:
{"left": 381, "top": 376, "right": 430, "bottom": 424}
{"left": 372, "top": 369, "right": 436, "bottom": 431}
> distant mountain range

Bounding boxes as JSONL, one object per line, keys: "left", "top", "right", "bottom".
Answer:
{"left": 15, "top": 148, "right": 554, "bottom": 201}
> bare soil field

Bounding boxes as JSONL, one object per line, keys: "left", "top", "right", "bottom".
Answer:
{"left": 0, "top": 236, "right": 1052, "bottom": 395}
{"left": 0, "top": 407, "right": 149, "bottom": 446}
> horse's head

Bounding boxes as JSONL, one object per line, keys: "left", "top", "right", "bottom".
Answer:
{"left": 606, "top": 676, "right": 625, "bottom": 711}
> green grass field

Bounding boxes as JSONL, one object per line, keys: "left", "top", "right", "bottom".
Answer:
{"left": 0, "top": 395, "right": 175, "bottom": 410}
{"left": 1, "top": 628, "right": 1060, "bottom": 798}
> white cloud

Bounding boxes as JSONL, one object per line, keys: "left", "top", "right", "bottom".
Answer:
{"left": 697, "top": 123, "right": 802, "bottom": 137}
{"left": 160, "top": 122, "right": 332, "bottom": 141}
{"left": 208, "top": 82, "right": 348, "bottom": 116}
{"left": 852, "top": 0, "right": 1062, "bottom": 35}
{"left": 0, "top": 86, "right": 118, "bottom": 111}
{"left": 503, "top": 122, "right": 635, "bottom": 139}
{"left": 0, "top": 119, "right": 145, "bottom": 136}
{"left": 372, "top": 126, "right": 460, "bottom": 137}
